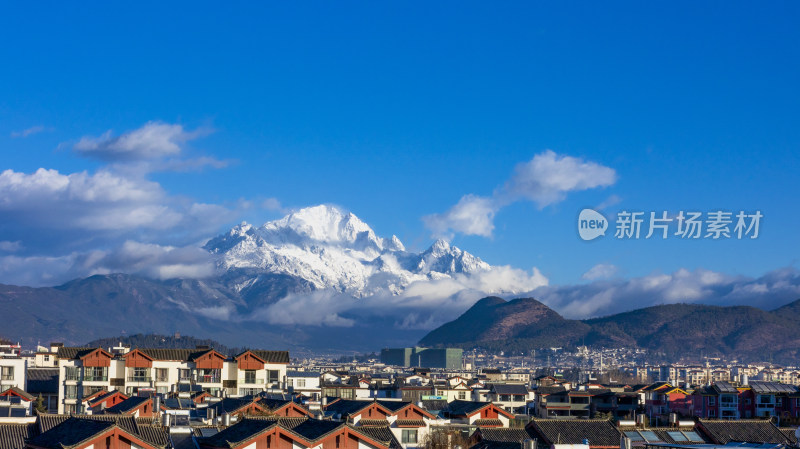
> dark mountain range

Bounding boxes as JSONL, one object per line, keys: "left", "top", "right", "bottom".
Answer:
{"left": 419, "top": 296, "right": 800, "bottom": 364}
{"left": 84, "top": 334, "right": 243, "bottom": 356}
{"left": 0, "top": 273, "right": 426, "bottom": 354}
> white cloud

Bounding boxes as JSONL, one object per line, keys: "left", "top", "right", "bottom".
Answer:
{"left": 10, "top": 125, "right": 50, "bottom": 138}
{"left": 532, "top": 266, "right": 800, "bottom": 319}
{"left": 0, "top": 168, "right": 181, "bottom": 231}
{"left": 424, "top": 150, "right": 617, "bottom": 238}
{"left": 246, "top": 264, "right": 549, "bottom": 329}
{"left": 0, "top": 241, "right": 23, "bottom": 252}
{"left": 582, "top": 263, "right": 619, "bottom": 280}
{"left": 0, "top": 240, "right": 215, "bottom": 286}
{"left": 504, "top": 150, "right": 617, "bottom": 207}
{"left": 422, "top": 194, "right": 497, "bottom": 238}
{"left": 74, "top": 121, "right": 205, "bottom": 161}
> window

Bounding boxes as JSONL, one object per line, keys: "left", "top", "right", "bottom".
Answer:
{"left": 155, "top": 368, "right": 168, "bottom": 382}
{"left": 84, "top": 367, "right": 108, "bottom": 381}
{"left": 0, "top": 366, "right": 14, "bottom": 381}
{"left": 458, "top": 391, "right": 466, "bottom": 400}
{"left": 65, "top": 385, "right": 78, "bottom": 399}
{"left": 65, "top": 367, "right": 80, "bottom": 381}
{"left": 240, "top": 388, "right": 261, "bottom": 396}
{"left": 43, "top": 355, "right": 50, "bottom": 362}
{"left": 402, "top": 430, "right": 418, "bottom": 444}
{"left": 178, "top": 369, "right": 191, "bottom": 381}
{"left": 295, "top": 378, "right": 306, "bottom": 388}
{"left": 243, "top": 370, "right": 257, "bottom": 384}
{"left": 708, "top": 397, "right": 715, "bottom": 405}
{"left": 128, "top": 367, "right": 150, "bottom": 382}
{"left": 267, "top": 370, "right": 280, "bottom": 384}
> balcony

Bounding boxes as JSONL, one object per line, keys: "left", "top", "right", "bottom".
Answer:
{"left": 83, "top": 375, "right": 108, "bottom": 382}
{"left": 197, "top": 375, "right": 221, "bottom": 384}
{"left": 239, "top": 377, "right": 265, "bottom": 385}
{"left": 127, "top": 376, "right": 152, "bottom": 383}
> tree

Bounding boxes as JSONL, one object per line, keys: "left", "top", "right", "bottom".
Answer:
{"left": 422, "top": 428, "right": 470, "bottom": 449}
{"left": 34, "top": 394, "right": 47, "bottom": 414}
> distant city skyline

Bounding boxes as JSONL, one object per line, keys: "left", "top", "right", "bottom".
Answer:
{"left": 1, "top": 2, "right": 799, "bottom": 318}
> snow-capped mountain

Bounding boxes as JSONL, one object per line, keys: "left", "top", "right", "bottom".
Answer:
{"left": 204, "top": 205, "right": 491, "bottom": 296}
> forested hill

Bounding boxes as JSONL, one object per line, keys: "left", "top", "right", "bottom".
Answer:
{"left": 84, "top": 334, "right": 244, "bottom": 356}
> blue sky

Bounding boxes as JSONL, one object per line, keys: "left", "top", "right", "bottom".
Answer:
{"left": 1, "top": 2, "right": 799, "bottom": 313}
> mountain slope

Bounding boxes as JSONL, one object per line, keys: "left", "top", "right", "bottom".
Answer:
{"left": 420, "top": 297, "right": 800, "bottom": 363}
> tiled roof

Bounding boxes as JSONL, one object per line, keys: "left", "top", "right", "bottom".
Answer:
{"left": 354, "top": 425, "right": 402, "bottom": 449}
{"left": 197, "top": 418, "right": 278, "bottom": 448}
{"left": 258, "top": 398, "right": 293, "bottom": 411}
{"left": 395, "top": 419, "right": 426, "bottom": 427}
{"left": 138, "top": 348, "right": 216, "bottom": 361}
{"left": 528, "top": 419, "right": 622, "bottom": 447}
{"left": 248, "top": 350, "right": 290, "bottom": 364}
{"left": 26, "top": 368, "right": 59, "bottom": 395}
{"left": 374, "top": 400, "right": 412, "bottom": 412}
{"left": 37, "top": 413, "right": 139, "bottom": 436}
{"left": 474, "top": 419, "right": 503, "bottom": 427}
{"left": 105, "top": 395, "right": 151, "bottom": 414}
{"left": 286, "top": 418, "right": 344, "bottom": 441}
{"left": 0, "top": 423, "right": 39, "bottom": 449}
{"left": 697, "top": 419, "right": 792, "bottom": 444}
{"left": 358, "top": 419, "right": 389, "bottom": 426}
{"left": 28, "top": 418, "right": 116, "bottom": 449}
{"left": 324, "top": 399, "right": 374, "bottom": 416}
{"left": 445, "top": 400, "right": 492, "bottom": 416}
{"left": 136, "top": 423, "right": 170, "bottom": 447}
{"left": 0, "top": 386, "right": 35, "bottom": 401}
{"left": 56, "top": 347, "right": 101, "bottom": 360}
{"left": 489, "top": 384, "right": 528, "bottom": 395}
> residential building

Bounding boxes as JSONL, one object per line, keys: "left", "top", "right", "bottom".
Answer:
{"left": 56, "top": 346, "right": 289, "bottom": 413}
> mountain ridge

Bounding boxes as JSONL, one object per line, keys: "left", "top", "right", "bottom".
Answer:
{"left": 419, "top": 297, "right": 800, "bottom": 363}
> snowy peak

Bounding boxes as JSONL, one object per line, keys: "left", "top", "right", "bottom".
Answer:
{"left": 206, "top": 204, "right": 491, "bottom": 295}
{"left": 417, "top": 238, "right": 490, "bottom": 275}
{"left": 260, "top": 205, "right": 386, "bottom": 253}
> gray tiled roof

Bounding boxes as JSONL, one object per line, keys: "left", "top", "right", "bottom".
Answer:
{"left": 489, "top": 384, "right": 529, "bottom": 395}
{"left": 105, "top": 395, "right": 150, "bottom": 414}
{"left": 248, "top": 350, "right": 290, "bottom": 364}
{"left": 56, "top": 347, "right": 103, "bottom": 360}
{"left": 28, "top": 418, "right": 116, "bottom": 449}
{"left": 35, "top": 413, "right": 166, "bottom": 447}
{"left": 697, "top": 419, "right": 792, "bottom": 444}
{"left": 528, "top": 419, "right": 622, "bottom": 447}
{"left": 445, "top": 400, "right": 493, "bottom": 416}
{"left": 355, "top": 425, "right": 403, "bottom": 449}
{"left": 0, "top": 423, "right": 38, "bottom": 449}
